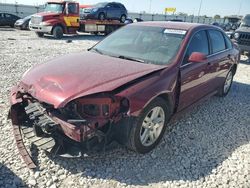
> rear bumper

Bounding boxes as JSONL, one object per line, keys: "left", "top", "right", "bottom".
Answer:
{"left": 29, "top": 23, "right": 53, "bottom": 33}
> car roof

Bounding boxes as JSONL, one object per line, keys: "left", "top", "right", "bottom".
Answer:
{"left": 132, "top": 21, "right": 209, "bottom": 31}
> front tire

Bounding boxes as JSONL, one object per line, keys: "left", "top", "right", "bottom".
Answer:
{"left": 217, "top": 69, "right": 234, "bottom": 97}
{"left": 52, "top": 26, "right": 63, "bottom": 39}
{"left": 126, "top": 98, "right": 170, "bottom": 154}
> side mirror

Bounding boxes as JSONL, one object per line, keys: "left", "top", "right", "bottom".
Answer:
{"left": 188, "top": 52, "right": 207, "bottom": 63}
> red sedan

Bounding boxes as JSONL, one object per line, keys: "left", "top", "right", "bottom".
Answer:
{"left": 9, "top": 22, "right": 239, "bottom": 168}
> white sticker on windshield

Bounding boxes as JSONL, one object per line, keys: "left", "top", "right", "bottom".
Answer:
{"left": 164, "top": 29, "right": 187, "bottom": 35}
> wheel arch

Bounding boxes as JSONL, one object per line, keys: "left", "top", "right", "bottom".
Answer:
{"left": 134, "top": 92, "right": 175, "bottom": 117}
{"left": 52, "top": 23, "right": 66, "bottom": 34}
{"left": 98, "top": 12, "right": 106, "bottom": 18}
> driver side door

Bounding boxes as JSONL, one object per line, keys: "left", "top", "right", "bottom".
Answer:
{"left": 178, "top": 30, "right": 212, "bottom": 111}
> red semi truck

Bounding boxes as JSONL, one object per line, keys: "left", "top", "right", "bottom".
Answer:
{"left": 29, "top": 0, "right": 124, "bottom": 39}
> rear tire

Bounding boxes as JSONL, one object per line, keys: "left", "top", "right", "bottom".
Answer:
{"left": 98, "top": 13, "right": 105, "bottom": 20}
{"left": 126, "top": 97, "right": 171, "bottom": 154}
{"left": 105, "top": 25, "right": 114, "bottom": 35}
{"left": 36, "top": 32, "right": 44, "bottom": 37}
{"left": 52, "top": 26, "right": 63, "bottom": 39}
{"left": 217, "top": 69, "right": 234, "bottom": 97}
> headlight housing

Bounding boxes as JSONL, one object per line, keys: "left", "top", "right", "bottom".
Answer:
{"left": 234, "top": 32, "right": 240, "bottom": 39}
{"left": 91, "top": 8, "right": 99, "bottom": 12}
{"left": 71, "top": 95, "right": 129, "bottom": 118}
{"left": 40, "top": 21, "right": 51, "bottom": 26}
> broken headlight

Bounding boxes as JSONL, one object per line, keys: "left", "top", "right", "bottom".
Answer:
{"left": 73, "top": 96, "right": 129, "bottom": 118}
{"left": 83, "top": 104, "right": 101, "bottom": 116}
{"left": 234, "top": 32, "right": 240, "bottom": 40}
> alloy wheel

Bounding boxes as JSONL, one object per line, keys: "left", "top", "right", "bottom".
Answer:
{"left": 139, "top": 106, "right": 165, "bottom": 146}
{"left": 224, "top": 71, "right": 233, "bottom": 93}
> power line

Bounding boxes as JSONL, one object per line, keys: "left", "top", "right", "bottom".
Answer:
{"left": 237, "top": 0, "right": 243, "bottom": 15}
{"left": 198, "top": 0, "right": 203, "bottom": 16}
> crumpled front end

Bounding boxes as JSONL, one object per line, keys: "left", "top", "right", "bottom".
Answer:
{"left": 9, "top": 85, "right": 130, "bottom": 169}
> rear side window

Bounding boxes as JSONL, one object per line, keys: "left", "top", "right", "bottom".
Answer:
{"left": 208, "top": 30, "right": 226, "bottom": 53}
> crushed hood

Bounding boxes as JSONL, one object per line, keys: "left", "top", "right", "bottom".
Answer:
{"left": 21, "top": 52, "right": 165, "bottom": 108}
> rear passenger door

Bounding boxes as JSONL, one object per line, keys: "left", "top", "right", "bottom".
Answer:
{"left": 206, "top": 30, "right": 233, "bottom": 91}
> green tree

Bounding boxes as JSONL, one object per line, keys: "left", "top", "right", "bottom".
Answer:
{"left": 214, "top": 15, "right": 221, "bottom": 19}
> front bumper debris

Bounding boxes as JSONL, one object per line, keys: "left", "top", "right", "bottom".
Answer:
{"left": 10, "top": 106, "right": 37, "bottom": 169}
{"left": 9, "top": 96, "right": 116, "bottom": 168}
{"left": 8, "top": 84, "right": 133, "bottom": 168}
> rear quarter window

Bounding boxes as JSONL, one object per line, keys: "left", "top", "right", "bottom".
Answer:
{"left": 208, "top": 30, "right": 226, "bottom": 53}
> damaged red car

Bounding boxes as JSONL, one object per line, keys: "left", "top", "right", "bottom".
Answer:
{"left": 9, "top": 22, "right": 239, "bottom": 168}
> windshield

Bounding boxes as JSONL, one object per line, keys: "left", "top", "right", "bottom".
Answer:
{"left": 94, "top": 2, "right": 108, "bottom": 8}
{"left": 91, "top": 25, "right": 185, "bottom": 65}
{"left": 241, "top": 15, "right": 250, "bottom": 27}
{"left": 45, "top": 3, "right": 64, "bottom": 13}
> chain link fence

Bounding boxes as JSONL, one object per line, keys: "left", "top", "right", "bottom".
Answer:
{"left": 0, "top": 3, "right": 225, "bottom": 24}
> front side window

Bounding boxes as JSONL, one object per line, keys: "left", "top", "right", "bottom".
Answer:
{"left": 208, "top": 30, "right": 226, "bottom": 53}
{"left": 91, "top": 25, "right": 185, "bottom": 65}
{"left": 68, "top": 3, "right": 78, "bottom": 14}
{"left": 183, "top": 30, "right": 209, "bottom": 64}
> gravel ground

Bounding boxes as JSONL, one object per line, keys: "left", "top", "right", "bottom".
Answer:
{"left": 0, "top": 28, "right": 250, "bottom": 188}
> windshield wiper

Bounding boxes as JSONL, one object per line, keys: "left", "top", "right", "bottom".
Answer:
{"left": 90, "top": 48, "right": 103, "bottom": 55}
{"left": 118, "top": 55, "right": 145, "bottom": 63}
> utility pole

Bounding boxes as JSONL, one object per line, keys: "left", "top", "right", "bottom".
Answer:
{"left": 198, "top": 0, "right": 203, "bottom": 16}
{"left": 149, "top": 0, "right": 152, "bottom": 14}
{"left": 238, "top": 0, "right": 243, "bottom": 15}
